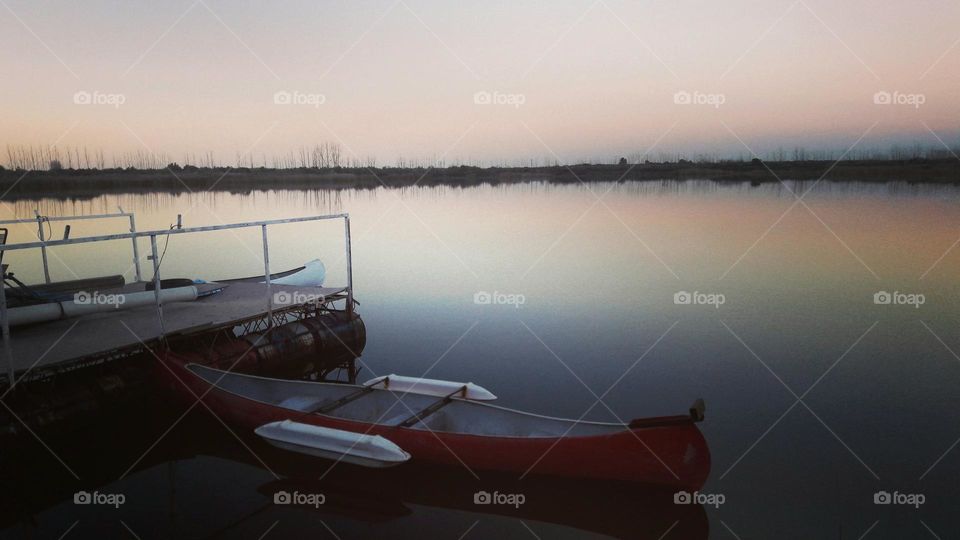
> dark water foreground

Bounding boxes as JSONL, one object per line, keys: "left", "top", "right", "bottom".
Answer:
{"left": 0, "top": 406, "right": 706, "bottom": 539}
{"left": 1, "top": 180, "right": 959, "bottom": 538}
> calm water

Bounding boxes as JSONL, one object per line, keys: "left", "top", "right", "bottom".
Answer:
{"left": 2, "top": 179, "right": 960, "bottom": 539}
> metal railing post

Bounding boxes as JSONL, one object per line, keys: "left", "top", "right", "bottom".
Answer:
{"left": 149, "top": 234, "right": 166, "bottom": 339}
{"left": 0, "top": 275, "right": 13, "bottom": 389}
{"left": 122, "top": 207, "right": 143, "bottom": 282}
{"left": 35, "top": 210, "right": 51, "bottom": 283}
{"left": 344, "top": 215, "right": 354, "bottom": 317}
{"left": 261, "top": 224, "right": 273, "bottom": 328}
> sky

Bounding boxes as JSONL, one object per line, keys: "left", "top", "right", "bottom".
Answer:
{"left": 1, "top": 0, "right": 958, "bottom": 166}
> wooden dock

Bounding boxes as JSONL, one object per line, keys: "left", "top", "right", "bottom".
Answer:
{"left": 7, "top": 281, "right": 348, "bottom": 378}
{"left": 0, "top": 212, "right": 365, "bottom": 438}
{"left": 1, "top": 213, "right": 358, "bottom": 386}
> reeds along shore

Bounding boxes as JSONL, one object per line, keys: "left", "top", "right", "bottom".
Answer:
{"left": 0, "top": 158, "right": 958, "bottom": 202}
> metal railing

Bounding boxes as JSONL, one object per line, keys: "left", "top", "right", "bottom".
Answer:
{"left": 0, "top": 208, "right": 143, "bottom": 283}
{"left": 0, "top": 213, "right": 354, "bottom": 386}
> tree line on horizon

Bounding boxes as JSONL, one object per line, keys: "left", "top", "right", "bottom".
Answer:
{"left": 3, "top": 141, "right": 958, "bottom": 172}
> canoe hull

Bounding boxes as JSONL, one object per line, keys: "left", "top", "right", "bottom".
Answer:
{"left": 159, "top": 352, "right": 710, "bottom": 490}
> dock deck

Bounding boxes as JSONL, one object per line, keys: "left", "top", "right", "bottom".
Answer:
{"left": 8, "top": 281, "right": 348, "bottom": 376}
{"left": 1, "top": 213, "right": 357, "bottom": 385}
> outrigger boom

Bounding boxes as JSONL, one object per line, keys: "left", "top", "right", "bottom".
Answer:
{"left": 363, "top": 375, "right": 497, "bottom": 401}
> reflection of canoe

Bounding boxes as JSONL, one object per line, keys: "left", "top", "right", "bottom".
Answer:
{"left": 0, "top": 405, "right": 707, "bottom": 540}
{"left": 253, "top": 463, "right": 709, "bottom": 540}
{"left": 160, "top": 356, "right": 711, "bottom": 490}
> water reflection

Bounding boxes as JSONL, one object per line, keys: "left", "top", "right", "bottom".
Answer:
{"left": 2, "top": 180, "right": 960, "bottom": 538}
{"left": 0, "top": 408, "right": 706, "bottom": 540}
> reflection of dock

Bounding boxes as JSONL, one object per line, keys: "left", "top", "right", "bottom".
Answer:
{"left": 0, "top": 212, "right": 365, "bottom": 436}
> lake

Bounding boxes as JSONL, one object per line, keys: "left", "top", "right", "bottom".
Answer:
{"left": 2, "top": 179, "right": 959, "bottom": 539}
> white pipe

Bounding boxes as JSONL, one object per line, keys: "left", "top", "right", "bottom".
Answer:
{"left": 7, "top": 286, "right": 198, "bottom": 327}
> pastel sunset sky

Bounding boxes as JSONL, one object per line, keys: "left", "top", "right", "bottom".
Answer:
{"left": 1, "top": 0, "right": 958, "bottom": 165}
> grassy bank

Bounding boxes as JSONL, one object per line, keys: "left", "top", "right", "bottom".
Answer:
{"left": 1, "top": 159, "right": 958, "bottom": 201}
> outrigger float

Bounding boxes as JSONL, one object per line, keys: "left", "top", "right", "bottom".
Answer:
{"left": 160, "top": 357, "right": 711, "bottom": 489}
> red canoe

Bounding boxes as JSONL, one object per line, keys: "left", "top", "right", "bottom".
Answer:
{"left": 159, "top": 352, "right": 711, "bottom": 490}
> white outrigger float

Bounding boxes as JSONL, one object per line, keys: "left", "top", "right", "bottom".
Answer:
{"left": 255, "top": 420, "right": 412, "bottom": 467}
{"left": 253, "top": 374, "right": 497, "bottom": 467}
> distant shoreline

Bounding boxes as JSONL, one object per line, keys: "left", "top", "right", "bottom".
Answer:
{"left": 1, "top": 160, "right": 957, "bottom": 201}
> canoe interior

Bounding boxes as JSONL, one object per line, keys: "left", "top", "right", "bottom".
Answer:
{"left": 188, "top": 364, "right": 627, "bottom": 438}
{"left": 220, "top": 264, "right": 304, "bottom": 284}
